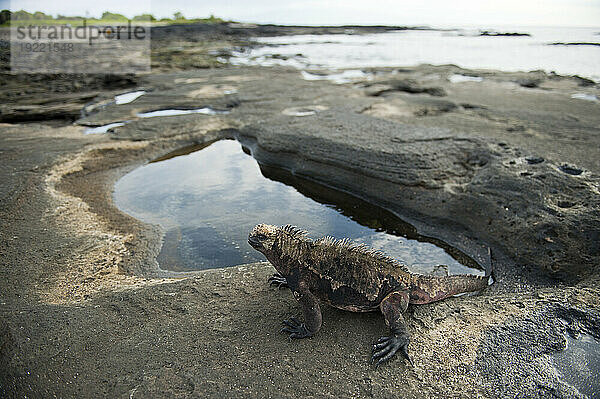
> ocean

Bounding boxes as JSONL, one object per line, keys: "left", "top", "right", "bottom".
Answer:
{"left": 230, "top": 26, "right": 600, "bottom": 81}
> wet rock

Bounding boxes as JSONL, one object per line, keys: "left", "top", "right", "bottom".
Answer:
{"left": 526, "top": 156, "right": 545, "bottom": 165}
{"left": 0, "top": 93, "right": 98, "bottom": 123}
{"left": 413, "top": 100, "right": 458, "bottom": 116}
{"left": 367, "top": 79, "right": 446, "bottom": 97}
{"left": 558, "top": 164, "right": 583, "bottom": 176}
{"left": 0, "top": 73, "right": 137, "bottom": 97}
{"left": 465, "top": 150, "right": 490, "bottom": 167}
{"left": 460, "top": 103, "right": 488, "bottom": 110}
{"left": 572, "top": 75, "right": 596, "bottom": 87}
{"left": 506, "top": 125, "right": 526, "bottom": 132}
{"left": 556, "top": 200, "right": 575, "bottom": 209}
{"left": 475, "top": 305, "right": 600, "bottom": 399}
{"left": 517, "top": 77, "right": 544, "bottom": 88}
{"left": 549, "top": 42, "right": 600, "bottom": 47}
{"left": 479, "top": 31, "right": 531, "bottom": 37}
{"left": 110, "top": 115, "right": 231, "bottom": 141}
{"left": 268, "top": 53, "right": 291, "bottom": 60}
{"left": 0, "top": 72, "right": 139, "bottom": 122}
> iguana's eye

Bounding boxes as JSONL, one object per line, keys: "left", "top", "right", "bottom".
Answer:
{"left": 256, "top": 233, "right": 268, "bottom": 241}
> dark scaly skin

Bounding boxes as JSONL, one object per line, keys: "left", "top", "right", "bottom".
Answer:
{"left": 248, "top": 224, "right": 491, "bottom": 366}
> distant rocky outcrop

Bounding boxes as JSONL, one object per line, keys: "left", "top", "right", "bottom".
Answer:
{"left": 549, "top": 42, "right": 600, "bottom": 47}
{"left": 480, "top": 30, "right": 531, "bottom": 37}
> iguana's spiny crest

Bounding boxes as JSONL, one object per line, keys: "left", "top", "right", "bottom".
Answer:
{"left": 249, "top": 224, "right": 409, "bottom": 271}
{"left": 249, "top": 224, "right": 411, "bottom": 299}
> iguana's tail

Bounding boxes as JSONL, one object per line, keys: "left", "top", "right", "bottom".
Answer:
{"left": 409, "top": 248, "right": 493, "bottom": 305}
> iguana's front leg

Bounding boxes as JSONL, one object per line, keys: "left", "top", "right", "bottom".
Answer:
{"left": 281, "top": 282, "right": 322, "bottom": 339}
{"left": 372, "top": 291, "right": 412, "bottom": 367}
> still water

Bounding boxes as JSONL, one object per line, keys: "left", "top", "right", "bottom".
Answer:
{"left": 552, "top": 333, "right": 600, "bottom": 398}
{"left": 230, "top": 27, "right": 600, "bottom": 81}
{"left": 113, "top": 139, "right": 482, "bottom": 274}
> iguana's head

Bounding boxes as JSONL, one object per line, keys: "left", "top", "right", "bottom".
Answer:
{"left": 248, "top": 224, "right": 279, "bottom": 256}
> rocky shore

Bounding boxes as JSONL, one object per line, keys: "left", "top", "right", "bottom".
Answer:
{"left": 1, "top": 23, "right": 599, "bottom": 398}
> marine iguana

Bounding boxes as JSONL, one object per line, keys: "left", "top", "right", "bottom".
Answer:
{"left": 248, "top": 224, "right": 491, "bottom": 366}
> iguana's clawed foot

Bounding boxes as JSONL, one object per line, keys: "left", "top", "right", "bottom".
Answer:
{"left": 268, "top": 273, "right": 289, "bottom": 289}
{"left": 280, "top": 317, "right": 313, "bottom": 339}
{"left": 371, "top": 334, "right": 413, "bottom": 367}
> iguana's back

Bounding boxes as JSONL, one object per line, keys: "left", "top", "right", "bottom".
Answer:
{"left": 300, "top": 236, "right": 413, "bottom": 309}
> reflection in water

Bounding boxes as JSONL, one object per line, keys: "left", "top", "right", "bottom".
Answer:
{"left": 113, "top": 139, "right": 483, "bottom": 274}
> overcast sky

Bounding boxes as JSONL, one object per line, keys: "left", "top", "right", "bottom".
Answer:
{"left": 4, "top": 0, "right": 600, "bottom": 27}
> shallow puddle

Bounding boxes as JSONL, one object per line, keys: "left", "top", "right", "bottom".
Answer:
{"left": 282, "top": 105, "right": 328, "bottom": 117}
{"left": 301, "top": 70, "right": 371, "bottom": 84}
{"left": 571, "top": 93, "right": 598, "bottom": 102}
{"left": 552, "top": 333, "right": 600, "bottom": 397}
{"left": 449, "top": 74, "right": 483, "bottom": 83}
{"left": 115, "top": 90, "right": 146, "bottom": 105}
{"left": 136, "top": 107, "right": 230, "bottom": 118}
{"left": 84, "top": 122, "right": 127, "bottom": 134}
{"left": 113, "top": 139, "right": 484, "bottom": 274}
